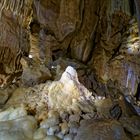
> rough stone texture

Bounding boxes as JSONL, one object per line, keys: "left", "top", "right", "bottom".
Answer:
{"left": 91, "top": 18, "right": 140, "bottom": 97}
{"left": 0, "top": 67, "right": 139, "bottom": 140}
{"left": 0, "top": 84, "right": 18, "bottom": 108}
{"left": 1, "top": 0, "right": 139, "bottom": 103}
{"left": 43, "top": 135, "right": 60, "bottom": 140}
{"left": 134, "top": 0, "right": 140, "bottom": 34}
{"left": 22, "top": 62, "right": 52, "bottom": 87}
{"left": 0, "top": 90, "right": 9, "bottom": 106}
{"left": 120, "top": 115, "right": 140, "bottom": 135}
{"left": 60, "top": 122, "right": 69, "bottom": 135}
{"left": 64, "top": 134, "right": 74, "bottom": 140}
{"left": 0, "top": 0, "right": 32, "bottom": 87}
{"left": 0, "top": 107, "right": 27, "bottom": 121}
{"left": 48, "top": 66, "right": 92, "bottom": 112}
{"left": 0, "top": 1, "right": 140, "bottom": 140}
{"left": 31, "top": 0, "right": 140, "bottom": 103}
{"left": 33, "top": 0, "right": 100, "bottom": 64}
{"left": 0, "top": 107, "right": 37, "bottom": 140}
{"left": 75, "top": 119, "right": 130, "bottom": 140}
{"left": 94, "top": 98, "right": 113, "bottom": 118}
{"left": 33, "top": 128, "right": 46, "bottom": 140}
{"left": 5, "top": 84, "right": 49, "bottom": 121}
{"left": 5, "top": 66, "right": 93, "bottom": 119}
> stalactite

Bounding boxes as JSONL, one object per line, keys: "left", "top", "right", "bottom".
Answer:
{"left": 21, "top": 0, "right": 25, "bottom": 15}
{"left": 125, "top": 63, "right": 138, "bottom": 96}
{"left": 0, "top": 0, "right": 5, "bottom": 18}
{"left": 0, "top": 0, "right": 31, "bottom": 18}
{"left": 34, "top": 0, "right": 41, "bottom": 22}
{"left": 17, "top": 0, "right": 22, "bottom": 16}
{"left": 109, "top": 0, "right": 131, "bottom": 16}
{"left": 106, "top": 0, "right": 131, "bottom": 40}
{"left": 134, "top": 0, "right": 140, "bottom": 35}
{"left": 15, "top": 0, "right": 19, "bottom": 15}
{"left": 106, "top": 16, "right": 112, "bottom": 40}
{"left": 131, "top": 73, "right": 136, "bottom": 94}
{"left": 126, "top": 66, "right": 132, "bottom": 88}
{"left": 14, "top": 0, "right": 19, "bottom": 14}
{"left": 9, "top": 0, "right": 13, "bottom": 13}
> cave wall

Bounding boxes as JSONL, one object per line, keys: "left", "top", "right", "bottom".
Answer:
{"left": 31, "top": 0, "right": 140, "bottom": 95}
{"left": 0, "top": 0, "right": 140, "bottom": 97}
{"left": 0, "top": 0, "right": 33, "bottom": 86}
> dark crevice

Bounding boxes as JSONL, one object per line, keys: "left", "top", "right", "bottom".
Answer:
{"left": 108, "top": 42, "right": 122, "bottom": 62}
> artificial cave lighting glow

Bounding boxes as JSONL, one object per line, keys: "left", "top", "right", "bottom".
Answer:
{"left": 126, "top": 41, "right": 140, "bottom": 54}
{"left": 125, "top": 64, "right": 138, "bottom": 96}
{"left": 29, "top": 54, "right": 33, "bottom": 58}
{"left": 51, "top": 66, "right": 57, "bottom": 69}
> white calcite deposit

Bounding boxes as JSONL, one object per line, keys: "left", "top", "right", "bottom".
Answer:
{"left": 48, "top": 66, "right": 92, "bottom": 112}
{"left": 0, "top": 66, "right": 140, "bottom": 140}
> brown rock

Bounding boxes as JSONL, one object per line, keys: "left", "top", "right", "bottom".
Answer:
{"left": 0, "top": 0, "right": 32, "bottom": 87}
{"left": 22, "top": 63, "right": 52, "bottom": 87}
{"left": 120, "top": 116, "right": 140, "bottom": 136}
{"left": 94, "top": 98, "right": 113, "bottom": 118}
{"left": 75, "top": 119, "right": 130, "bottom": 140}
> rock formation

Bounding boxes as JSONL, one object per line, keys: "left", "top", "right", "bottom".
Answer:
{"left": 0, "top": 66, "right": 139, "bottom": 140}
{"left": 0, "top": 0, "right": 140, "bottom": 140}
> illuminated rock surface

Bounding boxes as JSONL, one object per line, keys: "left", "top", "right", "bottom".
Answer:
{"left": 0, "top": 66, "right": 139, "bottom": 139}
{"left": 48, "top": 66, "right": 92, "bottom": 112}
{"left": 0, "top": 0, "right": 140, "bottom": 140}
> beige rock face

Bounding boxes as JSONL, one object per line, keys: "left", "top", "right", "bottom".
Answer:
{"left": 5, "top": 84, "right": 49, "bottom": 120}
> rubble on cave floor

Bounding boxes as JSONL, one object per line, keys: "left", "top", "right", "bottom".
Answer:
{"left": 0, "top": 66, "right": 139, "bottom": 140}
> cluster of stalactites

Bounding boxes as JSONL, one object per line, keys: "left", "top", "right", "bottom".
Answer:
{"left": 106, "top": 0, "right": 131, "bottom": 40}
{"left": 0, "top": 0, "right": 33, "bottom": 27}
{"left": 107, "top": 0, "right": 131, "bottom": 16}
